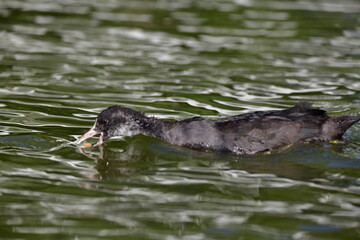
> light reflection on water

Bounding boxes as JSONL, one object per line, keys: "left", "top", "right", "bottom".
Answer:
{"left": 0, "top": 0, "right": 360, "bottom": 239}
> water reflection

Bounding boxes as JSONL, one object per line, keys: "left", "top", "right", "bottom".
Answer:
{"left": 76, "top": 137, "right": 325, "bottom": 183}
{"left": 65, "top": 138, "right": 360, "bottom": 239}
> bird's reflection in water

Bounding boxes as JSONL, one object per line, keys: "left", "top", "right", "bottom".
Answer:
{"left": 77, "top": 136, "right": 327, "bottom": 182}
{"left": 77, "top": 136, "right": 160, "bottom": 180}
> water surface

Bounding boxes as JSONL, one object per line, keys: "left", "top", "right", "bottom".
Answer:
{"left": 0, "top": 0, "right": 360, "bottom": 239}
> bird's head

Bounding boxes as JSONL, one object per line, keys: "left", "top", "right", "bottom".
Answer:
{"left": 76, "top": 106, "right": 145, "bottom": 146}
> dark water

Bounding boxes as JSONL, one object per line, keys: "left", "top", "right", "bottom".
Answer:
{"left": 1, "top": 0, "right": 360, "bottom": 239}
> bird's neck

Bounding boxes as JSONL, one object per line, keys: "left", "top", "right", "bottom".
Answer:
{"left": 136, "top": 116, "right": 172, "bottom": 141}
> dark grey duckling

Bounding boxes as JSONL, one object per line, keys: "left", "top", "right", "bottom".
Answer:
{"left": 77, "top": 102, "right": 360, "bottom": 154}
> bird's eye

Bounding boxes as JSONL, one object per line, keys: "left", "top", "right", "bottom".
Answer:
{"left": 99, "top": 119, "right": 109, "bottom": 125}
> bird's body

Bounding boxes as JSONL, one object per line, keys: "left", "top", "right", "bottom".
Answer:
{"left": 77, "top": 102, "right": 360, "bottom": 154}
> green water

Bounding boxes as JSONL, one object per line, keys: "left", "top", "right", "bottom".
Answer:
{"left": 1, "top": 0, "right": 360, "bottom": 239}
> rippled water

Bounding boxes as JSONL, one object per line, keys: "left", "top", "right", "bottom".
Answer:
{"left": 1, "top": 0, "right": 360, "bottom": 239}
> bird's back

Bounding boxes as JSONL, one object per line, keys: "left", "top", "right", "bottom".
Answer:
{"left": 164, "top": 103, "right": 359, "bottom": 154}
{"left": 216, "top": 102, "right": 359, "bottom": 154}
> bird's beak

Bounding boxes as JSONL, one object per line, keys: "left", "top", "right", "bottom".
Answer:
{"left": 76, "top": 121, "right": 104, "bottom": 146}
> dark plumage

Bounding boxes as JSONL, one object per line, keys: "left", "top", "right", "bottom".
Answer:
{"left": 77, "top": 102, "right": 360, "bottom": 154}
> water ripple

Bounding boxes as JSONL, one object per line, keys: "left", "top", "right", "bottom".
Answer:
{"left": 0, "top": 0, "right": 360, "bottom": 239}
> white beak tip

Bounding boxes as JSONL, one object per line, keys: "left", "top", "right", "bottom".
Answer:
{"left": 76, "top": 122, "right": 101, "bottom": 146}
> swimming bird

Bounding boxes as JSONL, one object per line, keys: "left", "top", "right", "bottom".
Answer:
{"left": 76, "top": 102, "right": 360, "bottom": 154}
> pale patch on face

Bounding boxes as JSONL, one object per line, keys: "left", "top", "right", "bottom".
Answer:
{"left": 112, "top": 122, "right": 141, "bottom": 137}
